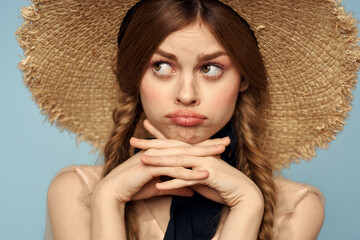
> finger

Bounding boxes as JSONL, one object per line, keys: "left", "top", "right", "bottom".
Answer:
{"left": 146, "top": 144, "right": 225, "bottom": 157}
{"left": 146, "top": 165, "right": 209, "bottom": 180}
{"left": 142, "top": 145, "right": 225, "bottom": 159}
{"left": 143, "top": 119, "right": 167, "bottom": 139}
{"left": 156, "top": 178, "right": 203, "bottom": 190}
{"left": 141, "top": 154, "right": 200, "bottom": 168}
{"left": 130, "top": 137, "right": 190, "bottom": 150}
{"left": 194, "top": 137, "right": 231, "bottom": 147}
{"left": 131, "top": 178, "right": 194, "bottom": 201}
{"left": 157, "top": 144, "right": 224, "bottom": 157}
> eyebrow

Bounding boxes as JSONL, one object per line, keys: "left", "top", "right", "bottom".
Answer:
{"left": 154, "top": 49, "right": 228, "bottom": 62}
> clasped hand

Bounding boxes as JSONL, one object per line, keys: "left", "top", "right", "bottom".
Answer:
{"left": 96, "top": 120, "right": 263, "bottom": 210}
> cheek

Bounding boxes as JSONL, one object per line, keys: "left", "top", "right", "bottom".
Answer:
{"left": 213, "top": 90, "right": 238, "bottom": 121}
{"left": 219, "top": 84, "right": 239, "bottom": 103}
{"left": 140, "top": 84, "right": 157, "bottom": 105}
{"left": 139, "top": 76, "right": 168, "bottom": 116}
{"left": 211, "top": 80, "right": 240, "bottom": 109}
{"left": 205, "top": 78, "right": 240, "bottom": 125}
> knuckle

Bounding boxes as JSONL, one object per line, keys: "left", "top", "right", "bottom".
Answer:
{"left": 206, "top": 166, "right": 216, "bottom": 177}
{"left": 144, "top": 149, "right": 158, "bottom": 155}
{"left": 144, "top": 149, "right": 152, "bottom": 155}
{"left": 186, "top": 169, "right": 196, "bottom": 178}
{"left": 205, "top": 145, "right": 214, "bottom": 150}
{"left": 175, "top": 155, "right": 184, "bottom": 164}
{"left": 185, "top": 168, "right": 201, "bottom": 179}
{"left": 173, "top": 167, "right": 183, "bottom": 175}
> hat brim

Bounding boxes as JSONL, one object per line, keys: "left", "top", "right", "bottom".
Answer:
{"left": 16, "top": 0, "right": 360, "bottom": 169}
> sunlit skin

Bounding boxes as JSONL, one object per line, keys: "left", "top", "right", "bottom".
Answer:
{"left": 44, "top": 2, "right": 327, "bottom": 237}
{"left": 48, "top": 21, "right": 324, "bottom": 240}
{"left": 140, "top": 21, "right": 248, "bottom": 144}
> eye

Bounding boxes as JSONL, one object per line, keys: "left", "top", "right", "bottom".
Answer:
{"left": 200, "top": 64, "right": 224, "bottom": 79}
{"left": 152, "top": 62, "right": 174, "bottom": 78}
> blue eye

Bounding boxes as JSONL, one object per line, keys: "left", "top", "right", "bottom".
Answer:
{"left": 152, "top": 62, "right": 174, "bottom": 77}
{"left": 200, "top": 64, "right": 223, "bottom": 78}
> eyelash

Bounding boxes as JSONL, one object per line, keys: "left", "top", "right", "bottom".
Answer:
{"left": 201, "top": 62, "right": 224, "bottom": 80}
{"left": 150, "top": 60, "right": 174, "bottom": 78}
{"left": 149, "top": 60, "right": 224, "bottom": 80}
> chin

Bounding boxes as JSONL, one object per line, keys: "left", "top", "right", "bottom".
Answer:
{"left": 163, "top": 126, "right": 213, "bottom": 144}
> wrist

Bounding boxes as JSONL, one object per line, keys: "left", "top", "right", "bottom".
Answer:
{"left": 90, "top": 184, "right": 127, "bottom": 240}
{"left": 231, "top": 189, "right": 264, "bottom": 214}
{"left": 220, "top": 194, "right": 264, "bottom": 240}
{"left": 92, "top": 182, "right": 127, "bottom": 210}
{"left": 231, "top": 199, "right": 264, "bottom": 216}
{"left": 229, "top": 197, "right": 264, "bottom": 230}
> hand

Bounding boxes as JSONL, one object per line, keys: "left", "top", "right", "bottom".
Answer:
{"left": 92, "top": 121, "right": 226, "bottom": 205}
{"left": 135, "top": 120, "right": 264, "bottom": 208}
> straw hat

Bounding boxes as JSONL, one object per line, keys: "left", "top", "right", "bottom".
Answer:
{"left": 16, "top": 0, "right": 359, "bottom": 170}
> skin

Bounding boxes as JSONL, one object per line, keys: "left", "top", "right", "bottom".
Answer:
{"left": 140, "top": 21, "right": 248, "bottom": 144}
{"left": 47, "top": 21, "right": 324, "bottom": 240}
{"left": 90, "top": 22, "right": 264, "bottom": 239}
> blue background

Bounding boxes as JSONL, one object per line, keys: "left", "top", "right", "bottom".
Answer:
{"left": 1, "top": 0, "right": 359, "bottom": 239}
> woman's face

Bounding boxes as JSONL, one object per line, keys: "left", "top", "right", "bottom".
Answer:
{"left": 140, "top": 22, "right": 247, "bottom": 144}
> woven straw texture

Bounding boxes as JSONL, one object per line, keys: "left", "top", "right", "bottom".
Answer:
{"left": 16, "top": 0, "right": 359, "bottom": 169}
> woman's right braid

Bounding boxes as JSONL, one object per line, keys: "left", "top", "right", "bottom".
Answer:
{"left": 102, "top": 93, "right": 141, "bottom": 240}
{"left": 236, "top": 93, "right": 277, "bottom": 240}
{"left": 102, "top": 93, "right": 140, "bottom": 177}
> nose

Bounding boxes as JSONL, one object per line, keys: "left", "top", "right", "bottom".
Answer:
{"left": 175, "top": 75, "right": 200, "bottom": 106}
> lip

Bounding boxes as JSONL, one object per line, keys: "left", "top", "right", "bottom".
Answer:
{"left": 166, "top": 110, "right": 207, "bottom": 127}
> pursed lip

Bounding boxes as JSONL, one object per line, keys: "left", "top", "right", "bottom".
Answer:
{"left": 166, "top": 110, "right": 207, "bottom": 119}
{"left": 166, "top": 110, "right": 207, "bottom": 126}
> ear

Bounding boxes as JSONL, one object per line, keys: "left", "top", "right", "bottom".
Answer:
{"left": 239, "top": 76, "right": 249, "bottom": 92}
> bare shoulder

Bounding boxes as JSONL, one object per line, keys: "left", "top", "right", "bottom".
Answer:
{"left": 47, "top": 166, "right": 85, "bottom": 208}
{"left": 290, "top": 192, "right": 325, "bottom": 239}
{"left": 274, "top": 176, "right": 325, "bottom": 240}
{"left": 48, "top": 164, "right": 103, "bottom": 204}
{"left": 47, "top": 165, "right": 95, "bottom": 239}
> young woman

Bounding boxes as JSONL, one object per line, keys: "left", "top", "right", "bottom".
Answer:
{"left": 16, "top": 0, "right": 359, "bottom": 239}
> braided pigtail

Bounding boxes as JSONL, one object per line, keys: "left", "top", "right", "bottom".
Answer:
{"left": 103, "top": 93, "right": 141, "bottom": 176}
{"left": 234, "top": 92, "right": 277, "bottom": 240}
{"left": 102, "top": 93, "right": 141, "bottom": 240}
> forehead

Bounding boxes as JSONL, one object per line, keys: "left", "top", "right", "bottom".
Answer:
{"left": 158, "top": 22, "right": 225, "bottom": 53}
